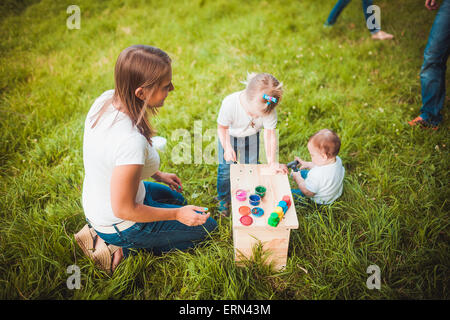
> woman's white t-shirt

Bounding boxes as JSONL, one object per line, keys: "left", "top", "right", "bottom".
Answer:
{"left": 217, "top": 90, "right": 277, "bottom": 137}
{"left": 82, "top": 90, "right": 160, "bottom": 226}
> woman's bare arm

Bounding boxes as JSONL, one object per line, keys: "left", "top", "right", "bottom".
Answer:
{"left": 110, "top": 164, "right": 209, "bottom": 226}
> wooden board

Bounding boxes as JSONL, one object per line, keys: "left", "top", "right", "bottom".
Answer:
{"left": 233, "top": 228, "right": 291, "bottom": 270}
{"left": 230, "top": 164, "right": 299, "bottom": 230}
{"left": 230, "top": 164, "right": 299, "bottom": 270}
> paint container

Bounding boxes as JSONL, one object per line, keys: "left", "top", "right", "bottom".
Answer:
{"left": 249, "top": 194, "right": 261, "bottom": 206}
{"left": 278, "top": 201, "right": 289, "bottom": 213}
{"left": 251, "top": 207, "right": 264, "bottom": 217}
{"left": 255, "top": 185, "right": 266, "bottom": 198}
{"left": 268, "top": 212, "right": 280, "bottom": 227}
{"left": 236, "top": 189, "right": 247, "bottom": 201}
{"left": 238, "top": 206, "right": 251, "bottom": 216}
{"left": 282, "top": 195, "right": 291, "bottom": 208}
{"left": 240, "top": 215, "right": 253, "bottom": 226}
{"left": 274, "top": 206, "right": 284, "bottom": 219}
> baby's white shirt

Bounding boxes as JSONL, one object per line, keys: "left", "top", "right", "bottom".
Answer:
{"left": 217, "top": 90, "right": 277, "bottom": 137}
{"left": 304, "top": 156, "right": 345, "bottom": 205}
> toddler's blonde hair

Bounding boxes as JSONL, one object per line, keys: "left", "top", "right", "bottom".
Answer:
{"left": 242, "top": 72, "right": 283, "bottom": 114}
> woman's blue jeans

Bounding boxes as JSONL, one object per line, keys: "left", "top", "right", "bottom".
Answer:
{"left": 94, "top": 181, "right": 218, "bottom": 258}
{"left": 216, "top": 132, "right": 260, "bottom": 203}
{"left": 419, "top": 0, "right": 450, "bottom": 126}
{"left": 326, "top": 0, "right": 380, "bottom": 34}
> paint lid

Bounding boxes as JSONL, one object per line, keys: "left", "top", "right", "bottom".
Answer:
{"left": 251, "top": 207, "right": 264, "bottom": 217}
{"left": 238, "top": 206, "right": 251, "bottom": 216}
{"left": 236, "top": 189, "right": 247, "bottom": 201}
{"left": 240, "top": 215, "right": 253, "bottom": 226}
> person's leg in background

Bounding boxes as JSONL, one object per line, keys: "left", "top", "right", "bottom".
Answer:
{"left": 410, "top": 0, "right": 450, "bottom": 128}
{"left": 325, "top": 0, "right": 352, "bottom": 26}
{"left": 364, "top": 0, "right": 394, "bottom": 40}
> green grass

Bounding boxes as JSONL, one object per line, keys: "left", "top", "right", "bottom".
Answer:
{"left": 0, "top": 0, "right": 449, "bottom": 299}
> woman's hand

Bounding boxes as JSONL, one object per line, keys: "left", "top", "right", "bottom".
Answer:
{"left": 175, "top": 205, "right": 210, "bottom": 226}
{"left": 153, "top": 171, "right": 183, "bottom": 192}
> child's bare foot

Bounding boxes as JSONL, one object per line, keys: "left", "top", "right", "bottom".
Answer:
{"left": 371, "top": 30, "right": 394, "bottom": 40}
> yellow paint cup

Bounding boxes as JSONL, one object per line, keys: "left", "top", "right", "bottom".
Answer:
{"left": 274, "top": 206, "right": 284, "bottom": 219}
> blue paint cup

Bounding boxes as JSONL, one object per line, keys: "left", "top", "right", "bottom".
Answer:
{"left": 249, "top": 194, "right": 261, "bottom": 206}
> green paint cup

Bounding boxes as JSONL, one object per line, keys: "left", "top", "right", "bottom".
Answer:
{"left": 255, "top": 185, "right": 266, "bottom": 198}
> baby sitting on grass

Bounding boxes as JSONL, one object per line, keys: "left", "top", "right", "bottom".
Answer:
{"left": 290, "top": 129, "right": 345, "bottom": 205}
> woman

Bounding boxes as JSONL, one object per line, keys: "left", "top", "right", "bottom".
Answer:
{"left": 75, "top": 45, "right": 217, "bottom": 274}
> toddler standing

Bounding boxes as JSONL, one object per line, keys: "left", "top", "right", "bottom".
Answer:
{"left": 216, "top": 73, "right": 288, "bottom": 215}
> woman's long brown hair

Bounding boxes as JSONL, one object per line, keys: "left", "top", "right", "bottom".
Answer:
{"left": 90, "top": 45, "right": 172, "bottom": 146}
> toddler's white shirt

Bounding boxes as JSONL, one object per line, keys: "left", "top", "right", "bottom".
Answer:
{"left": 217, "top": 90, "right": 277, "bottom": 137}
{"left": 305, "top": 156, "right": 345, "bottom": 205}
{"left": 82, "top": 90, "right": 160, "bottom": 226}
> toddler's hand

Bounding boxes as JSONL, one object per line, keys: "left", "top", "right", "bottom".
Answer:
{"left": 290, "top": 169, "right": 303, "bottom": 181}
{"left": 278, "top": 163, "right": 289, "bottom": 174}
{"left": 224, "top": 147, "right": 237, "bottom": 163}
{"left": 269, "top": 163, "right": 289, "bottom": 175}
{"left": 295, "top": 156, "right": 310, "bottom": 170}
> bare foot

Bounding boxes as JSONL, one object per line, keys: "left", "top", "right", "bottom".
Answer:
{"left": 111, "top": 248, "right": 124, "bottom": 273}
{"left": 372, "top": 30, "right": 394, "bottom": 40}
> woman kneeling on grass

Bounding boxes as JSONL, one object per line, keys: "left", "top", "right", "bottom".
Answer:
{"left": 75, "top": 45, "right": 217, "bottom": 274}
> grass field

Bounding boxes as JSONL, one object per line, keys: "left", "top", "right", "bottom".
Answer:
{"left": 0, "top": 0, "right": 449, "bottom": 300}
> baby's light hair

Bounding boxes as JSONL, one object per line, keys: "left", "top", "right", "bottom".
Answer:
{"left": 242, "top": 72, "right": 283, "bottom": 114}
{"left": 308, "top": 129, "right": 341, "bottom": 158}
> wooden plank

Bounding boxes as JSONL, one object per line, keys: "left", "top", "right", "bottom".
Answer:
{"left": 233, "top": 228, "right": 291, "bottom": 270}
{"left": 230, "top": 164, "right": 299, "bottom": 230}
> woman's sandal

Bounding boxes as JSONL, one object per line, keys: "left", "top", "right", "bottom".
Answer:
{"left": 74, "top": 224, "right": 98, "bottom": 259}
{"left": 92, "top": 240, "right": 121, "bottom": 275}
{"left": 74, "top": 224, "right": 122, "bottom": 274}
